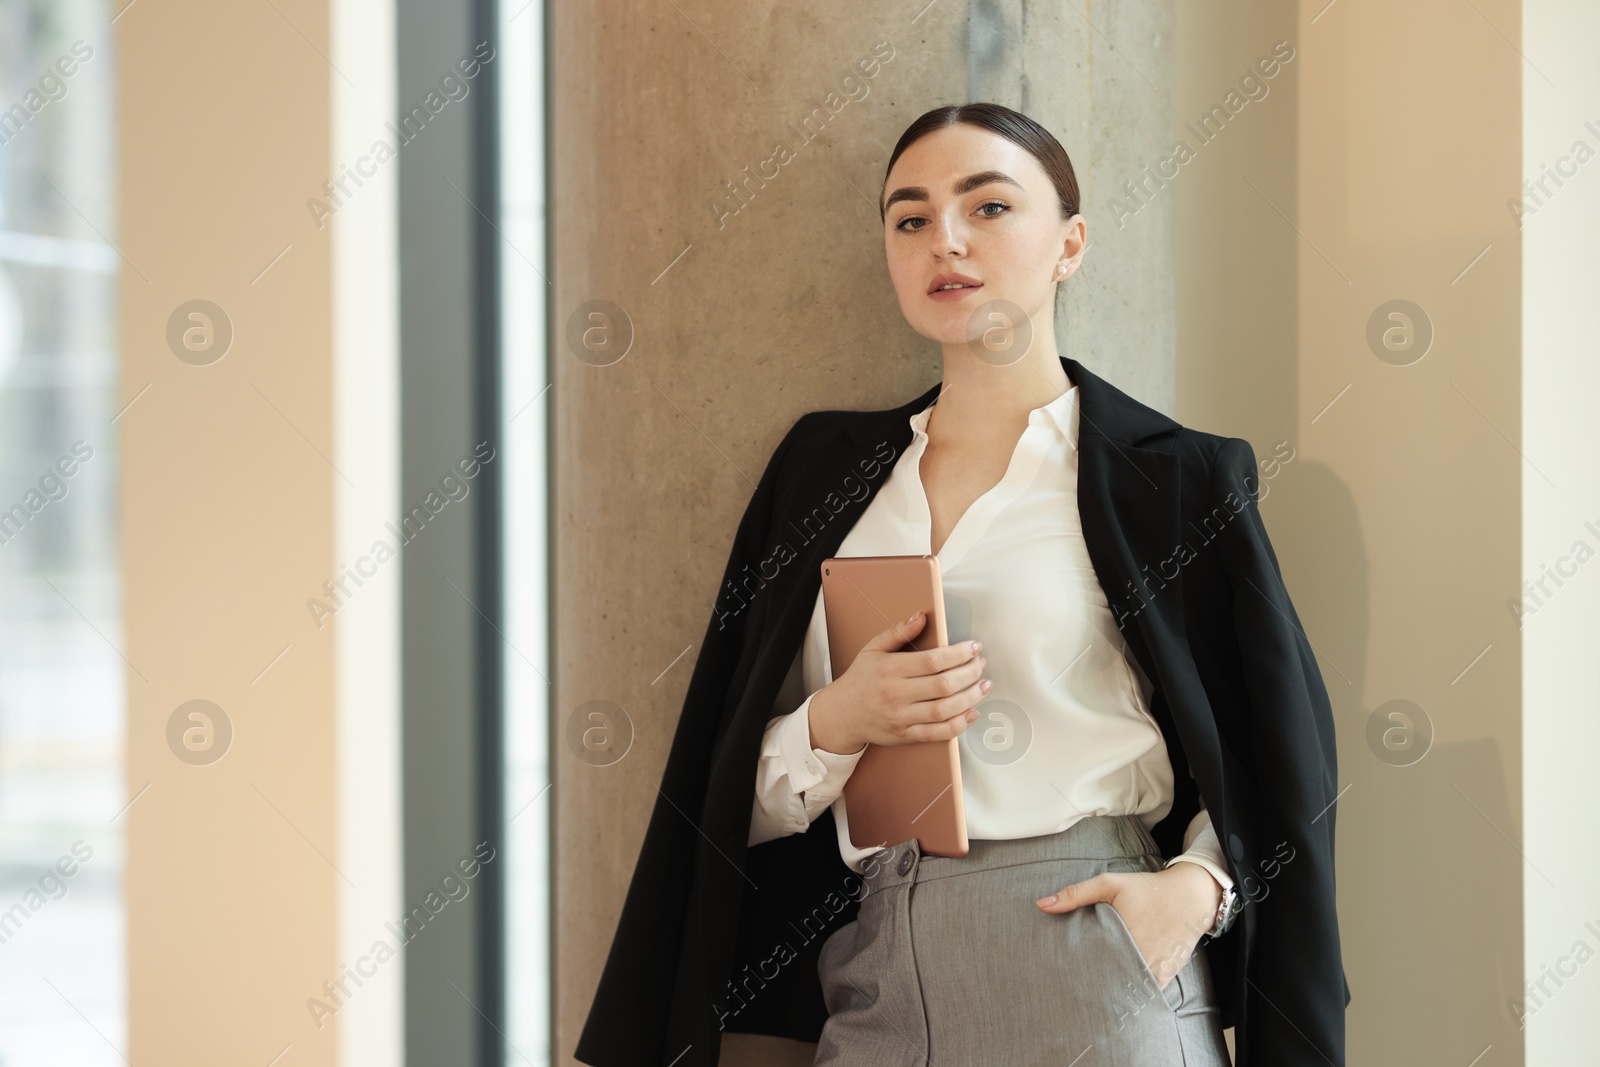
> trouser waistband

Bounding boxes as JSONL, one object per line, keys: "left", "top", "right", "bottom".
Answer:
{"left": 859, "top": 813, "right": 1161, "bottom": 894}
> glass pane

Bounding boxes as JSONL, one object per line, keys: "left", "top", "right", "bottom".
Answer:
{"left": 0, "top": 2, "right": 125, "bottom": 1063}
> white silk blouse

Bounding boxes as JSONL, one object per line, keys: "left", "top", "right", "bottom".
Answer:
{"left": 746, "top": 383, "right": 1235, "bottom": 895}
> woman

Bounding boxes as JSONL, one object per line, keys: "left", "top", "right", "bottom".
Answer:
{"left": 575, "top": 104, "right": 1347, "bottom": 1067}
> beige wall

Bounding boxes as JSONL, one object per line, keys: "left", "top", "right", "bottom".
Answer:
{"left": 118, "top": 0, "right": 395, "bottom": 1062}
{"left": 1177, "top": 0, "right": 1526, "bottom": 1062}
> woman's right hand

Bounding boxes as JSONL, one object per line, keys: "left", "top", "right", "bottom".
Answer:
{"left": 807, "top": 611, "right": 991, "bottom": 755}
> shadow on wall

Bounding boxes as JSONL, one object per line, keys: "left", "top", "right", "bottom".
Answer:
{"left": 1273, "top": 458, "right": 1523, "bottom": 1063}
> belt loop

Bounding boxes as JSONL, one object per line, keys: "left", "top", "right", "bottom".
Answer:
{"left": 1121, "top": 813, "right": 1145, "bottom": 858}
{"left": 1130, "top": 814, "right": 1156, "bottom": 857}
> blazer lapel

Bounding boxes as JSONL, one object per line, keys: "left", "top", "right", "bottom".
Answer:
{"left": 1066, "top": 358, "right": 1187, "bottom": 659}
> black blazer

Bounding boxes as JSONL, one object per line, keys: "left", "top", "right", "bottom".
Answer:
{"left": 575, "top": 356, "right": 1349, "bottom": 1067}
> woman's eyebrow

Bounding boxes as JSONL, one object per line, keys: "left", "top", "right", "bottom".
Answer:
{"left": 882, "top": 170, "right": 1023, "bottom": 213}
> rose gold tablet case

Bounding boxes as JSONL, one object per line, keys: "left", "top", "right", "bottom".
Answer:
{"left": 820, "top": 554, "right": 969, "bottom": 858}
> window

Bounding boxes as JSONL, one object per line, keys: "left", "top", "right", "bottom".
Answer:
{"left": 0, "top": 3, "right": 124, "bottom": 1063}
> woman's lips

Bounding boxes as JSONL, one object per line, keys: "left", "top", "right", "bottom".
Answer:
{"left": 927, "top": 272, "right": 983, "bottom": 300}
{"left": 928, "top": 282, "right": 983, "bottom": 302}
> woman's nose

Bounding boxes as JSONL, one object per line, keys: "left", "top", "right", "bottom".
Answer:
{"left": 929, "top": 217, "right": 967, "bottom": 258}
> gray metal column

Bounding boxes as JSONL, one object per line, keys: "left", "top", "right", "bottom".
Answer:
{"left": 397, "top": 0, "right": 503, "bottom": 1063}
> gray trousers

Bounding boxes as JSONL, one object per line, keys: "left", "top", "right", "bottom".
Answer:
{"left": 813, "top": 813, "right": 1232, "bottom": 1066}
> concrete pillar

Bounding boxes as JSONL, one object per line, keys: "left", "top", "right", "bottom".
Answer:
{"left": 554, "top": 3, "right": 1178, "bottom": 1064}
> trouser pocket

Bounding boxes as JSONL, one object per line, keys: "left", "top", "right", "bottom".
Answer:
{"left": 1096, "top": 898, "right": 1187, "bottom": 1019}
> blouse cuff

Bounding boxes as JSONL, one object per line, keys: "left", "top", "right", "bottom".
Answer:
{"left": 776, "top": 691, "right": 868, "bottom": 805}
{"left": 1161, "top": 807, "right": 1236, "bottom": 893}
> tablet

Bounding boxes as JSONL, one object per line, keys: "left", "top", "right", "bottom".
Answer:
{"left": 820, "top": 554, "right": 969, "bottom": 859}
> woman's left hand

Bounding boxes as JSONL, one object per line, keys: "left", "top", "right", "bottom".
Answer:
{"left": 1035, "top": 862, "right": 1222, "bottom": 989}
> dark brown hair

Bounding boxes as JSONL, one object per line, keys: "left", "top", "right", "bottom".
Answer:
{"left": 878, "top": 103, "right": 1081, "bottom": 224}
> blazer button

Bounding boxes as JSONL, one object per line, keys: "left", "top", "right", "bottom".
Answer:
{"left": 896, "top": 847, "right": 915, "bottom": 876}
{"left": 1228, "top": 833, "right": 1245, "bottom": 864}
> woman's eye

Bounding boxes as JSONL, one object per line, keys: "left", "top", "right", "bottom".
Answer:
{"left": 977, "top": 200, "right": 1010, "bottom": 217}
{"left": 894, "top": 216, "right": 927, "bottom": 233}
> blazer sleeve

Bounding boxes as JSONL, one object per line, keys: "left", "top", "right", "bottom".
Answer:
{"left": 1208, "top": 436, "right": 1350, "bottom": 1067}
{"left": 573, "top": 415, "right": 809, "bottom": 1067}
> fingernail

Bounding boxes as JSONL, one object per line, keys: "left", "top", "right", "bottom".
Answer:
{"left": 971, "top": 640, "right": 982, "bottom": 654}
{"left": 1037, "top": 894, "right": 1057, "bottom": 907}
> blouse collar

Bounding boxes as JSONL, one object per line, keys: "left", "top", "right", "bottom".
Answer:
{"left": 909, "top": 382, "right": 1080, "bottom": 450}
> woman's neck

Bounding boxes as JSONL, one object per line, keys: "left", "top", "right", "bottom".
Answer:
{"left": 924, "top": 347, "right": 1073, "bottom": 446}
